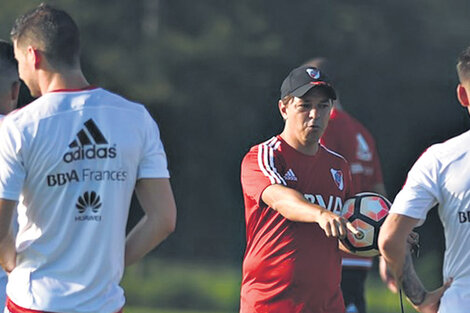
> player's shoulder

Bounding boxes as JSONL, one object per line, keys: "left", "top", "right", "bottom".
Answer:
{"left": 425, "top": 129, "right": 470, "bottom": 161}
{"left": 88, "top": 88, "right": 149, "bottom": 113}
{"left": 1, "top": 96, "right": 42, "bottom": 128}
{"left": 12, "top": 88, "right": 149, "bottom": 124}
{"left": 95, "top": 88, "right": 140, "bottom": 104}
{"left": 439, "top": 129, "right": 470, "bottom": 148}
{"left": 320, "top": 144, "right": 351, "bottom": 172}
{"left": 246, "top": 136, "right": 281, "bottom": 153}
{"left": 43, "top": 87, "right": 149, "bottom": 114}
{"left": 320, "top": 143, "right": 348, "bottom": 163}
{"left": 242, "top": 136, "right": 281, "bottom": 164}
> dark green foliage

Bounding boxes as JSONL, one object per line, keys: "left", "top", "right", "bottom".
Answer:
{"left": 0, "top": 1, "right": 462, "bottom": 268}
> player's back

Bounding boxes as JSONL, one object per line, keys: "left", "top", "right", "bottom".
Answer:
{"left": 0, "top": 87, "right": 164, "bottom": 312}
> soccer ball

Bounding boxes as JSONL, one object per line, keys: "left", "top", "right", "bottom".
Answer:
{"left": 340, "top": 192, "right": 391, "bottom": 257}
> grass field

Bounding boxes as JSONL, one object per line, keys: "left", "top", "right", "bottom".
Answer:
{"left": 122, "top": 259, "right": 240, "bottom": 313}
{"left": 121, "top": 257, "right": 441, "bottom": 313}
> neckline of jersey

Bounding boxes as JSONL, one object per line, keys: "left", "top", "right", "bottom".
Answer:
{"left": 276, "top": 135, "right": 322, "bottom": 159}
{"left": 49, "top": 85, "right": 99, "bottom": 93}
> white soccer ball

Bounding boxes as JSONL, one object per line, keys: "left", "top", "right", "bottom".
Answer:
{"left": 341, "top": 192, "right": 391, "bottom": 257}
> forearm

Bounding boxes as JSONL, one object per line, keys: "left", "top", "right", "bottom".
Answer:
{"left": 263, "top": 185, "right": 324, "bottom": 223}
{"left": 0, "top": 232, "right": 16, "bottom": 273}
{"left": 0, "top": 199, "right": 16, "bottom": 273}
{"left": 400, "top": 251, "right": 427, "bottom": 306}
{"left": 382, "top": 244, "right": 426, "bottom": 304}
{"left": 125, "top": 178, "right": 177, "bottom": 266}
{"left": 273, "top": 197, "right": 324, "bottom": 222}
{"left": 380, "top": 232, "right": 407, "bottom": 280}
{"left": 125, "top": 214, "right": 174, "bottom": 266}
{"left": 379, "top": 214, "right": 427, "bottom": 306}
{"left": 262, "top": 184, "right": 356, "bottom": 238}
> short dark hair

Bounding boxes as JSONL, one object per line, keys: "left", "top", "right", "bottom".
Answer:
{"left": 457, "top": 47, "right": 470, "bottom": 83}
{"left": 0, "top": 39, "right": 19, "bottom": 89}
{"left": 10, "top": 3, "right": 81, "bottom": 69}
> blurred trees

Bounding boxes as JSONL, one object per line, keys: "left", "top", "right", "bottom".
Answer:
{"left": 1, "top": 0, "right": 469, "bottom": 266}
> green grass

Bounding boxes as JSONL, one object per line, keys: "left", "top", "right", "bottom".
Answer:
{"left": 122, "top": 257, "right": 442, "bottom": 313}
{"left": 366, "top": 275, "right": 416, "bottom": 313}
{"left": 122, "top": 259, "right": 240, "bottom": 312}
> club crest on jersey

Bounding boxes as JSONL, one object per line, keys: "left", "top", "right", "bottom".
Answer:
{"left": 330, "top": 168, "right": 344, "bottom": 191}
{"left": 306, "top": 68, "right": 321, "bottom": 79}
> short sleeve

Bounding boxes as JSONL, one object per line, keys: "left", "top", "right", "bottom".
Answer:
{"left": 241, "top": 144, "right": 286, "bottom": 206}
{"left": 0, "top": 118, "right": 26, "bottom": 201}
{"left": 390, "top": 148, "right": 440, "bottom": 222}
{"left": 137, "top": 110, "right": 170, "bottom": 179}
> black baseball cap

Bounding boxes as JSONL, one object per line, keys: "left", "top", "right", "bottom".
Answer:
{"left": 280, "top": 65, "right": 337, "bottom": 100}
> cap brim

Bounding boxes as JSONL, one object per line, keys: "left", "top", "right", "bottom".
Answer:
{"left": 290, "top": 82, "right": 337, "bottom": 100}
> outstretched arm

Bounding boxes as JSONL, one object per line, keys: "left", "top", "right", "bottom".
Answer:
{"left": 262, "top": 184, "right": 357, "bottom": 239}
{"left": 125, "top": 178, "right": 177, "bottom": 266}
{"left": 0, "top": 199, "right": 17, "bottom": 273}
{"left": 379, "top": 213, "right": 451, "bottom": 312}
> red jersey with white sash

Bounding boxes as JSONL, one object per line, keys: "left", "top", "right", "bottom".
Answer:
{"left": 240, "top": 135, "right": 352, "bottom": 313}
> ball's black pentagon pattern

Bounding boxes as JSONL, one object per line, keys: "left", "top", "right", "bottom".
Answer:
{"left": 341, "top": 192, "right": 391, "bottom": 257}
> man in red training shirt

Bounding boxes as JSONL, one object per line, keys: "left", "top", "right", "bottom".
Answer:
{"left": 240, "top": 65, "right": 358, "bottom": 313}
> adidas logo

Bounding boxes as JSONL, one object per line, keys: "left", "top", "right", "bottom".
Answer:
{"left": 283, "top": 169, "right": 298, "bottom": 181}
{"left": 76, "top": 191, "right": 102, "bottom": 214}
{"left": 63, "top": 119, "right": 116, "bottom": 163}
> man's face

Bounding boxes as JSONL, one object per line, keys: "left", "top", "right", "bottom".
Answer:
{"left": 282, "top": 88, "right": 333, "bottom": 145}
{"left": 13, "top": 40, "right": 40, "bottom": 97}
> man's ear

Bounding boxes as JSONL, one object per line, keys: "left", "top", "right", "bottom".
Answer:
{"left": 457, "top": 84, "right": 470, "bottom": 107}
{"left": 27, "top": 46, "right": 42, "bottom": 68}
{"left": 278, "top": 99, "right": 288, "bottom": 120}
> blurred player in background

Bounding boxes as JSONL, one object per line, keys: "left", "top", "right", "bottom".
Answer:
{"left": 0, "top": 39, "right": 20, "bottom": 310}
{"left": 0, "top": 40, "right": 19, "bottom": 118}
{"left": 0, "top": 4, "right": 176, "bottom": 313}
{"left": 308, "top": 57, "right": 388, "bottom": 313}
{"left": 378, "top": 47, "right": 470, "bottom": 312}
{"left": 240, "top": 64, "right": 359, "bottom": 313}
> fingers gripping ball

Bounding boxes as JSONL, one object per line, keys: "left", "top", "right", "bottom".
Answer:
{"left": 341, "top": 192, "right": 391, "bottom": 257}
